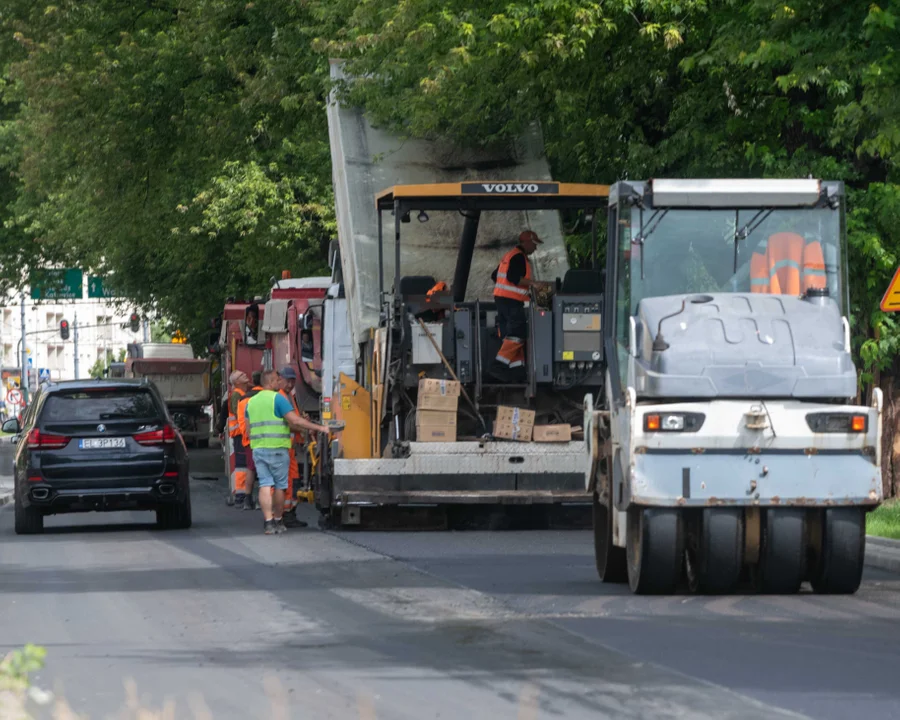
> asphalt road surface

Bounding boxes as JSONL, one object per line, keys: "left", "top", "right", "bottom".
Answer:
{"left": 2, "top": 444, "right": 900, "bottom": 719}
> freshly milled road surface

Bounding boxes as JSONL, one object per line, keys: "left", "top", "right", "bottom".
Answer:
{"left": 1, "top": 445, "right": 898, "bottom": 719}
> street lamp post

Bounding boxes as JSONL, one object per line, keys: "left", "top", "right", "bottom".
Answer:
{"left": 19, "top": 292, "right": 28, "bottom": 404}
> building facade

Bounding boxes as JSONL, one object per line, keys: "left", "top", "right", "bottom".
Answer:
{"left": 0, "top": 292, "right": 144, "bottom": 388}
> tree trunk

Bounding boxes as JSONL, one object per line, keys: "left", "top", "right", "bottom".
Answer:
{"left": 882, "top": 373, "right": 896, "bottom": 498}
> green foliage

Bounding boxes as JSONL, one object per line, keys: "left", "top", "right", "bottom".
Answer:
{"left": 0, "top": 644, "right": 47, "bottom": 717}
{"left": 0, "top": 644, "right": 45, "bottom": 687}
{"left": 0, "top": 0, "right": 337, "bottom": 349}
{"left": 150, "top": 320, "right": 172, "bottom": 344}
{"left": 867, "top": 499, "right": 900, "bottom": 539}
{"left": 317, "top": 0, "right": 900, "bottom": 380}
{"left": 0, "top": 0, "right": 899, "bottom": 379}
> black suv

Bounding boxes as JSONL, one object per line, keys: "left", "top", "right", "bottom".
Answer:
{"left": 4, "top": 379, "right": 191, "bottom": 535}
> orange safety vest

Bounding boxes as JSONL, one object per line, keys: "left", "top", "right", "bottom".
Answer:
{"left": 227, "top": 388, "right": 246, "bottom": 438}
{"left": 278, "top": 389, "right": 304, "bottom": 444}
{"left": 426, "top": 281, "right": 448, "bottom": 300}
{"left": 493, "top": 247, "right": 532, "bottom": 301}
{"left": 237, "top": 386, "right": 263, "bottom": 446}
{"left": 750, "top": 232, "right": 827, "bottom": 295}
{"left": 278, "top": 389, "right": 303, "bottom": 484}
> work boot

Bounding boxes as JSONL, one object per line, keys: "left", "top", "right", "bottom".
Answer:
{"left": 508, "top": 366, "right": 527, "bottom": 384}
{"left": 263, "top": 519, "right": 276, "bottom": 535}
{"left": 488, "top": 360, "right": 510, "bottom": 383}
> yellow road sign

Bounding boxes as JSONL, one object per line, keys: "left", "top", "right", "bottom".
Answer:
{"left": 881, "top": 267, "right": 900, "bottom": 312}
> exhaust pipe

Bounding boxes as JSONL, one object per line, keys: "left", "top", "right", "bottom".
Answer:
{"left": 31, "top": 488, "right": 50, "bottom": 501}
{"left": 159, "top": 484, "right": 176, "bottom": 496}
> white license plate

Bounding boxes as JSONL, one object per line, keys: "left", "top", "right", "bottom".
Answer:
{"left": 80, "top": 438, "right": 127, "bottom": 450}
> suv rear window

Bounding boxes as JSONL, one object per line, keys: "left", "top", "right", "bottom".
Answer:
{"left": 41, "top": 389, "right": 161, "bottom": 423}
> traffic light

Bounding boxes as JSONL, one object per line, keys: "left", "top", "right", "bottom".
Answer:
{"left": 129, "top": 312, "right": 140, "bottom": 333}
{"left": 59, "top": 319, "right": 70, "bottom": 340}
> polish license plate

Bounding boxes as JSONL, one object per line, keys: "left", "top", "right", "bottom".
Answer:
{"left": 80, "top": 438, "right": 127, "bottom": 450}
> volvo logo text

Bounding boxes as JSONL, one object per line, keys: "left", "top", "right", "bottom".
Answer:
{"left": 461, "top": 181, "right": 559, "bottom": 195}
{"left": 481, "top": 183, "right": 539, "bottom": 193}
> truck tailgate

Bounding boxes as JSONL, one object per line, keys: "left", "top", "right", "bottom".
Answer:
{"left": 130, "top": 359, "right": 210, "bottom": 403}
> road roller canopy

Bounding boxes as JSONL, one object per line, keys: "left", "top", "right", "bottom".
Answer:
{"left": 607, "top": 179, "right": 849, "bottom": 315}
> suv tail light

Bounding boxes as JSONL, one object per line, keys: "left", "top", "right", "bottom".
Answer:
{"left": 27, "top": 429, "right": 71, "bottom": 450}
{"left": 134, "top": 425, "right": 177, "bottom": 446}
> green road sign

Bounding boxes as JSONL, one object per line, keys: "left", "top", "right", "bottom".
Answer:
{"left": 87, "top": 276, "right": 117, "bottom": 299}
{"left": 30, "top": 268, "right": 83, "bottom": 300}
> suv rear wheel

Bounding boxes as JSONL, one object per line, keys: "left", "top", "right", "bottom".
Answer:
{"left": 156, "top": 491, "right": 192, "bottom": 530}
{"left": 14, "top": 493, "right": 44, "bottom": 535}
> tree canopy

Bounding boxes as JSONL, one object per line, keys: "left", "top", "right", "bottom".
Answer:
{"left": 0, "top": 0, "right": 898, "bottom": 377}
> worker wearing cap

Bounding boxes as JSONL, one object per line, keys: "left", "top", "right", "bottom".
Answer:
{"left": 277, "top": 367, "right": 307, "bottom": 529}
{"left": 226, "top": 371, "right": 252, "bottom": 506}
{"left": 491, "top": 230, "right": 552, "bottom": 380}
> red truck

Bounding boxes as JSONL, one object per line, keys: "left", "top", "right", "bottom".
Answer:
{"left": 214, "top": 273, "right": 332, "bottom": 506}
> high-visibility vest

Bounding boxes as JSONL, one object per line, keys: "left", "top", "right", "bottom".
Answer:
{"left": 237, "top": 386, "right": 263, "bottom": 446}
{"left": 226, "top": 388, "right": 246, "bottom": 438}
{"left": 246, "top": 391, "right": 292, "bottom": 450}
{"left": 750, "top": 232, "right": 827, "bottom": 295}
{"left": 493, "top": 247, "right": 532, "bottom": 301}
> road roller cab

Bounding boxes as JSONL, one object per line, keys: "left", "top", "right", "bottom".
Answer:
{"left": 586, "top": 178, "right": 883, "bottom": 595}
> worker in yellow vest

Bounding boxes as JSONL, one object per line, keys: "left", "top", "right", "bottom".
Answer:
{"left": 490, "top": 230, "right": 552, "bottom": 382}
{"left": 277, "top": 366, "right": 307, "bottom": 528}
{"left": 246, "top": 370, "right": 332, "bottom": 535}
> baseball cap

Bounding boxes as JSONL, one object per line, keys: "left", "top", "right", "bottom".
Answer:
{"left": 519, "top": 230, "right": 543, "bottom": 244}
{"left": 278, "top": 367, "right": 297, "bottom": 380}
{"left": 229, "top": 370, "right": 248, "bottom": 385}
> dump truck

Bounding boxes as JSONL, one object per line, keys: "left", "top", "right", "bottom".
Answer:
{"left": 308, "top": 61, "right": 606, "bottom": 527}
{"left": 217, "top": 280, "right": 334, "bottom": 507}
{"left": 584, "top": 178, "right": 883, "bottom": 595}
{"left": 125, "top": 343, "right": 212, "bottom": 448}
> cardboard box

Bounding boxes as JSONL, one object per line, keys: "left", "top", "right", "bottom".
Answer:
{"left": 416, "top": 410, "right": 457, "bottom": 427}
{"left": 493, "top": 406, "right": 535, "bottom": 442}
{"left": 533, "top": 424, "right": 572, "bottom": 442}
{"left": 417, "top": 393, "right": 459, "bottom": 412}
{"left": 418, "top": 378, "right": 461, "bottom": 397}
{"left": 416, "top": 424, "right": 458, "bottom": 442}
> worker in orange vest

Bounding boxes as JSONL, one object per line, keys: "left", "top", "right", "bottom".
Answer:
{"left": 236, "top": 371, "right": 264, "bottom": 510}
{"left": 225, "top": 371, "right": 251, "bottom": 506}
{"left": 750, "top": 231, "right": 828, "bottom": 296}
{"left": 490, "top": 230, "right": 552, "bottom": 382}
{"left": 277, "top": 366, "right": 308, "bottom": 529}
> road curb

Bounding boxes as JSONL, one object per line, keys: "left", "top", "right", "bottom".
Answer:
{"left": 865, "top": 535, "right": 900, "bottom": 574}
{"left": 0, "top": 491, "right": 12, "bottom": 507}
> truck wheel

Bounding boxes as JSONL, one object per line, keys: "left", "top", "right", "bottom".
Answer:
{"left": 810, "top": 508, "right": 865, "bottom": 595}
{"left": 692, "top": 508, "right": 744, "bottom": 594}
{"left": 14, "top": 493, "right": 43, "bottom": 535}
{"left": 593, "top": 492, "right": 626, "bottom": 583}
{"left": 626, "top": 507, "right": 683, "bottom": 595}
{"left": 157, "top": 491, "right": 192, "bottom": 530}
{"left": 752, "top": 508, "right": 805, "bottom": 594}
